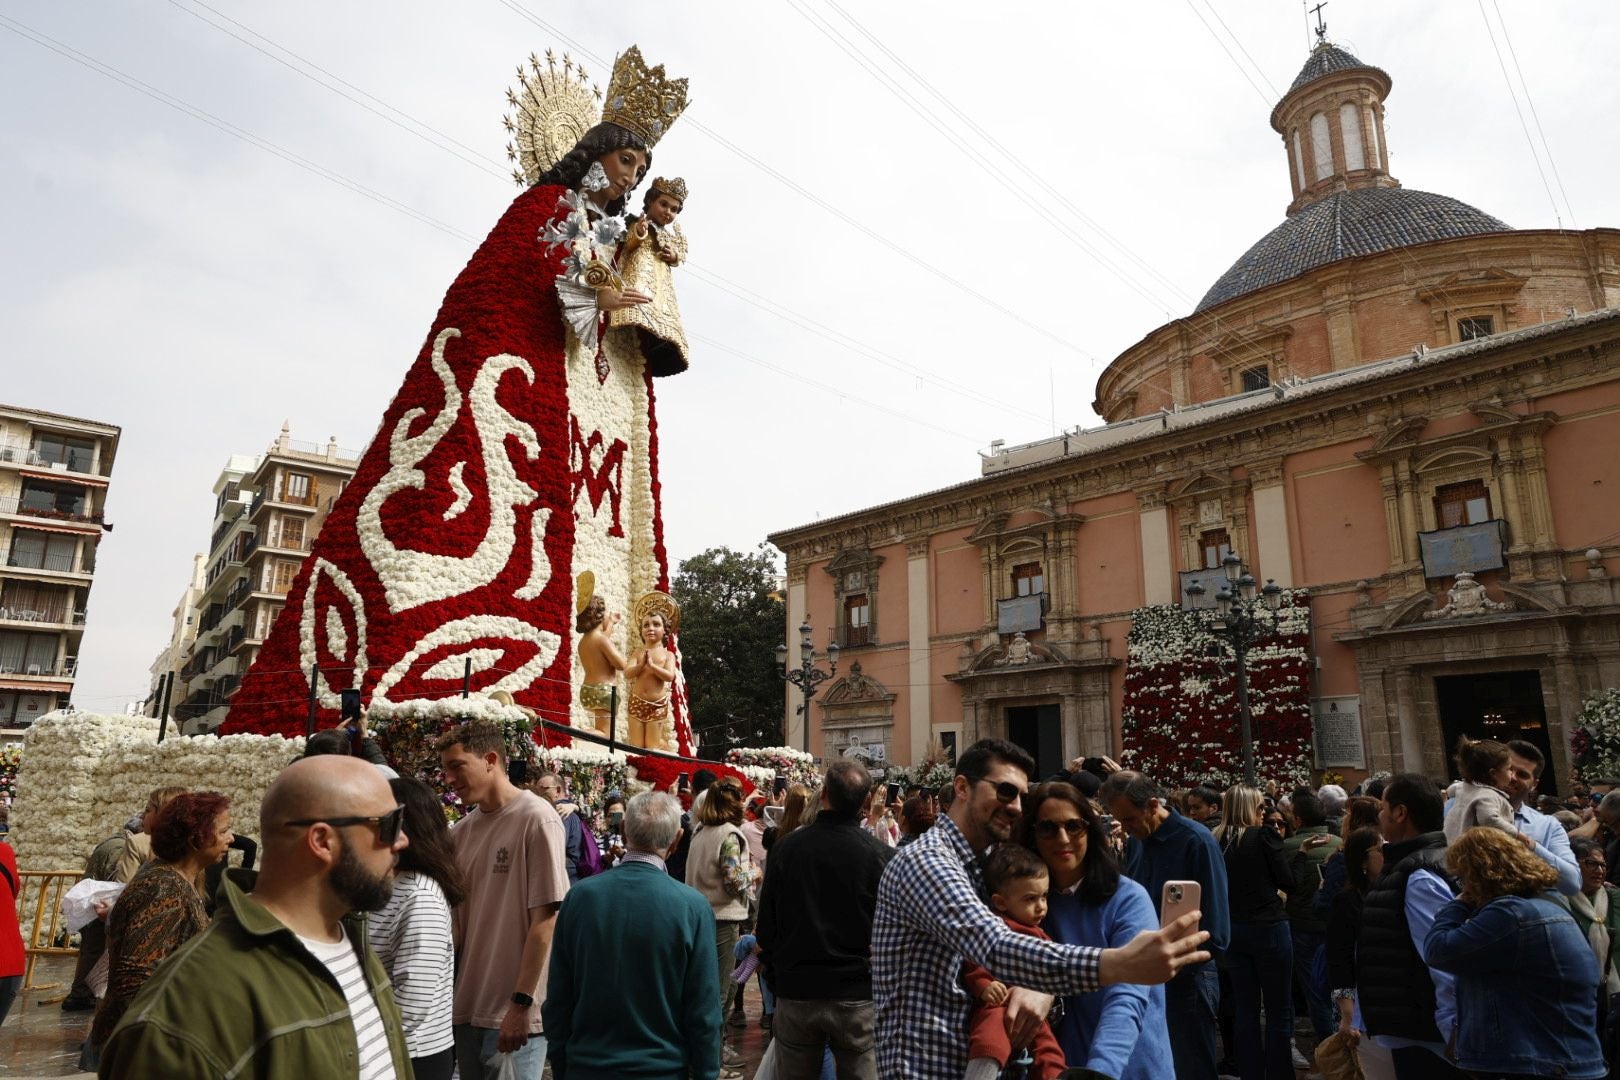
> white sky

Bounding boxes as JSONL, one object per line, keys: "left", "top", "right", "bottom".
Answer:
{"left": 3, "top": 1, "right": 1617, "bottom": 713}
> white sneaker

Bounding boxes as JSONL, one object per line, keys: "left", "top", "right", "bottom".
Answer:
{"left": 1291, "top": 1043, "right": 1310, "bottom": 1069}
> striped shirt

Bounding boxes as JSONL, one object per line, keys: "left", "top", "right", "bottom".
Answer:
{"left": 871, "top": 813, "right": 1102, "bottom": 1080}
{"left": 299, "top": 927, "right": 398, "bottom": 1080}
{"left": 366, "top": 871, "right": 455, "bottom": 1058}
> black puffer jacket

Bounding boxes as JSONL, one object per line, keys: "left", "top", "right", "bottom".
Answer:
{"left": 1356, "top": 831, "right": 1455, "bottom": 1041}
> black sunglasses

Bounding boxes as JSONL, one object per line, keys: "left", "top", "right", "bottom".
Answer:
{"left": 284, "top": 804, "right": 406, "bottom": 846}
{"left": 1033, "top": 818, "right": 1086, "bottom": 838}
{"left": 973, "top": 778, "right": 1025, "bottom": 804}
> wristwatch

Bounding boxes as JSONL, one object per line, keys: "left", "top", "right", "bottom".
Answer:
{"left": 511, "top": 991, "right": 534, "bottom": 1008}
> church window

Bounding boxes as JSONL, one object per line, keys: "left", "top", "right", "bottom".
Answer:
{"left": 1435, "top": 480, "right": 1491, "bottom": 528}
{"left": 843, "top": 594, "right": 871, "bottom": 648}
{"left": 1241, "top": 365, "right": 1270, "bottom": 392}
{"left": 1310, "top": 112, "right": 1334, "bottom": 181}
{"left": 1339, "top": 102, "right": 1365, "bottom": 171}
{"left": 1457, "top": 316, "right": 1494, "bottom": 341}
{"left": 1200, "top": 528, "right": 1232, "bottom": 569}
{"left": 1011, "top": 562, "right": 1045, "bottom": 597}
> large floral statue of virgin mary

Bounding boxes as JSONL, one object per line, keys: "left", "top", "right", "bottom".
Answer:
{"left": 224, "top": 46, "right": 696, "bottom": 754}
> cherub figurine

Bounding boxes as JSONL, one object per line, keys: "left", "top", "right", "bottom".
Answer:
{"left": 610, "top": 176, "right": 690, "bottom": 376}
{"left": 574, "top": 573, "right": 626, "bottom": 734}
{"left": 626, "top": 590, "right": 680, "bottom": 751}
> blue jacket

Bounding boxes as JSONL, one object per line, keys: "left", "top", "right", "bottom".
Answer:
{"left": 1123, "top": 808, "right": 1231, "bottom": 956}
{"left": 1424, "top": 894, "right": 1605, "bottom": 1079}
{"left": 1045, "top": 877, "right": 1173, "bottom": 1080}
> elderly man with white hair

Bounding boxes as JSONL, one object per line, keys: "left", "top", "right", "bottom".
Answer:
{"left": 1316, "top": 784, "right": 1348, "bottom": 830}
{"left": 543, "top": 791, "right": 723, "bottom": 1080}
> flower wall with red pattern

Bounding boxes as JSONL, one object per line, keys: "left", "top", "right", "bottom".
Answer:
{"left": 1120, "top": 590, "right": 1315, "bottom": 790}
{"left": 225, "top": 182, "right": 692, "bottom": 756}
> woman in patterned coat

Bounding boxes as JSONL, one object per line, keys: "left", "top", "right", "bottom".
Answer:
{"left": 90, "top": 791, "right": 231, "bottom": 1051}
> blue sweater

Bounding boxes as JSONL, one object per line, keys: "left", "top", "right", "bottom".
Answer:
{"left": 1045, "top": 878, "right": 1174, "bottom": 1080}
{"left": 1122, "top": 808, "right": 1231, "bottom": 955}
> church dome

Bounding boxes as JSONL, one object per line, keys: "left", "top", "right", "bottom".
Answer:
{"left": 1195, "top": 187, "right": 1510, "bottom": 312}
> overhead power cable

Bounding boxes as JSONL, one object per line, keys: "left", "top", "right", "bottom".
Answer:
{"left": 492, "top": 0, "right": 1100, "bottom": 360}
{"left": 1480, "top": 0, "right": 1576, "bottom": 228}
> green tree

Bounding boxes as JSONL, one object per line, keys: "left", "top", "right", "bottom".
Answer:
{"left": 672, "top": 544, "right": 786, "bottom": 752}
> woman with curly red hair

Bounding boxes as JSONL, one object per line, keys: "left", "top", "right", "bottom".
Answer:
{"left": 1424, "top": 827, "right": 1605, "bottom": 1079}
{"left": 89, "top": 791, "right": 231, "bottom": 1055}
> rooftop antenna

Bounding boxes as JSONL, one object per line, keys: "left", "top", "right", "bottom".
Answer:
{"left": 1311, "top": 1, "right": 1329, "bottom": 46}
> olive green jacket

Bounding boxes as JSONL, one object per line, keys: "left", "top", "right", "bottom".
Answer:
{"left": 99, "top": 875, "right": 412, "bottom": 1079}
{"left": 1284, "top": 825, "right": 1342, "bottom": 934}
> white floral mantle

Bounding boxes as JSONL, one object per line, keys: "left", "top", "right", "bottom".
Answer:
{"left": 9, "top": 711, "right": 304, "bottom": 874}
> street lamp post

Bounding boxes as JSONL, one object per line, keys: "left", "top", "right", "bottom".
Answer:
{"left": 776, "top": 620, "right": 839, "bottom": 754}
{"left": 1185, "top": 552, "right": 1284, "bottom": 788}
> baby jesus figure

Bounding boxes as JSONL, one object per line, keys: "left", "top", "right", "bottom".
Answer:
{"left": 626, "top": 590, "right": 681, "bottom": 752}
{"left": 574, "top": 583, "right": 626, "bottom": 736}
{"left": 609, "top": 176, "right": 690, "bottom": 376}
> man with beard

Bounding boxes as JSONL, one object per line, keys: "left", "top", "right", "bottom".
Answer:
{"left": 436, "top": 720, "right": 570, "bottom": 1080}
{"left": 99, "top": 755, "right": 413, "bottom": 1077}
{"left": 871, "top": 739, "right": 1211, "bottom": 1080}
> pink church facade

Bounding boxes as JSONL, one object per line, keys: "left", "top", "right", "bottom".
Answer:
{"left": 768, "top": 43, "right": 1620, "bottom": 792}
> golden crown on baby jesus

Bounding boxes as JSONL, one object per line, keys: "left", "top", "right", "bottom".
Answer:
{"left": 601, "top": 46, "right": 690, "bottom": 147}
{"left": 648, "top": 176, "right": 688, "bottom": 204}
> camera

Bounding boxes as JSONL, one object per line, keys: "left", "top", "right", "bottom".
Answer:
{"left": 1166, "top": 884, "right": 1184, "bottom": 904}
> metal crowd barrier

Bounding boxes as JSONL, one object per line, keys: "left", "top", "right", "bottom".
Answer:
{"left": 15, "top": 870, "right": 80, "bottom": 990}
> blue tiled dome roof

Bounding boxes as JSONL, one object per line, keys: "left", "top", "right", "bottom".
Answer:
{"left": 1195, "top": 187, "right": 1510, "bottom": 312}
{"left": 1287, "top": 44, "right": 1386, "bottom": 95}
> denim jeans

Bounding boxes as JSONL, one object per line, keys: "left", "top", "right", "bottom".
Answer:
{"left": 1227, "top": 921, "right": 1295, "bottom": 1080}
{"left": 1290, "top": 928, "right": 1334, "bottom": 1042}
{"left": 1164, "top": 961, "right": 1220, "bottom": 1080}
{"left": 453, "top": 1023, "right": 546, "bottom": 1080}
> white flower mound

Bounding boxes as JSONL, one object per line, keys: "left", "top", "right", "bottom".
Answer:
{"left": 10, "top": 711, "right": 304, "bottom": 874}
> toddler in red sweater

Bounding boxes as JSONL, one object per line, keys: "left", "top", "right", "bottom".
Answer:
{"left": 962, "top": 845, "right": 1066, "bottom": 1080}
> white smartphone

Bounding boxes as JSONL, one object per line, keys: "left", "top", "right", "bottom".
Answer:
{"left": 1160, "top": 880, "right": 1202, "bottom": 929}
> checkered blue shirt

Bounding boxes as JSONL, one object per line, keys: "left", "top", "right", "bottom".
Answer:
{"left": 871, "top": 813, "right": 1102, "bottom": 1080}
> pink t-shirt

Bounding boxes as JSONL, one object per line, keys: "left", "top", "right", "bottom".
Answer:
{"left": 450, "top": 789, "right": 570, "bottom": 1030}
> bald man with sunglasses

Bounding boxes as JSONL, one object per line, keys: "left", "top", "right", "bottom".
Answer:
{"left": 101, "top": 754, "right": 413, "bottom": 1079}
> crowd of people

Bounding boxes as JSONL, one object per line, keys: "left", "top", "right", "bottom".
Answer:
{"left": 26, "top": 719, "right": 1620, "bottom": 1080}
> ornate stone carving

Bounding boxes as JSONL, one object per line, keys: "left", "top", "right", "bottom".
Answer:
{"left": 1422, "top": 571, "right": 1513, "bottom": 620}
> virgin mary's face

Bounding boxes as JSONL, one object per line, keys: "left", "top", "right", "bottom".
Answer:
{"left": 597, "top": 147, "right": 648, "bottom": 200}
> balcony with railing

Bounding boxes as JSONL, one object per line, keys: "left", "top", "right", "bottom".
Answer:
{"left": 224, "top": 578, "right": 253, "bottom": 613}
{"left": 5, "top": 548, "right": 86, "bottom": 575}
{"left": 0, "top": 440, "right": 99, "bottom": 475}
{"left": 0, "top": 604, "right": 84, "bottom": 628}
{"left": 224, "top": 625, "right": 246, "bottom": 654}
{"left": 0, "top": 656, "right": 77, "bottom": 679}
{"left": 835, "top": 623, "right": 872, "bottom": 648}
{"left": 0, "top": 494, "right": 102, "bottom": 526}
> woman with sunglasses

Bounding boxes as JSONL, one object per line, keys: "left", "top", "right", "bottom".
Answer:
{"left": 366, "top": 778, "right": 465, "bottom": 1080}
{"left": 1021, "top": 782, "right": 1173, "bottom": 1079}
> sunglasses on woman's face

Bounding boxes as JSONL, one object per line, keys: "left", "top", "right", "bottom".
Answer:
{"left": 1033, "top": 818, "right": 1086, "bottom": 838}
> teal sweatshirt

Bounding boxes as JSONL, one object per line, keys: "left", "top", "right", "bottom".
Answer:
{"left": 543, "top": 858, "right": 721, "bottom": 1080}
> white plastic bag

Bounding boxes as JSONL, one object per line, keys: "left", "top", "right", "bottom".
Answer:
{"left": 61, "top": 879, "right": 124, "bottom": 933}
{"left": 490, "top": 1051, "right": 519, "bottom": 1080}
{"left": 754, "top": 1038, "right": 778, "bottom": 1080}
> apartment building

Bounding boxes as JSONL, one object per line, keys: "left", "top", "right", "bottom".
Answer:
{"left": 0, "top": 404, "right": 120, "bottom": 731}
{"left": 174, "top": 426, "right": 360, "bottom": 733}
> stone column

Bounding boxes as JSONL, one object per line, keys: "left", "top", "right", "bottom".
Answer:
{"left": 906, "top": 538, "right": 932, "bottom": 766}
{"left": 785, "top": 565, "right": 807, "bottom": 751}
{"left": 1137, "top": 488, "right": 1174, "bottom": 605}
{"left": 1550, "top": 650, "right": 1581, "bottom": 795}
{"left": 1395, "top": 668, "right": 1422, "bottom": 770}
